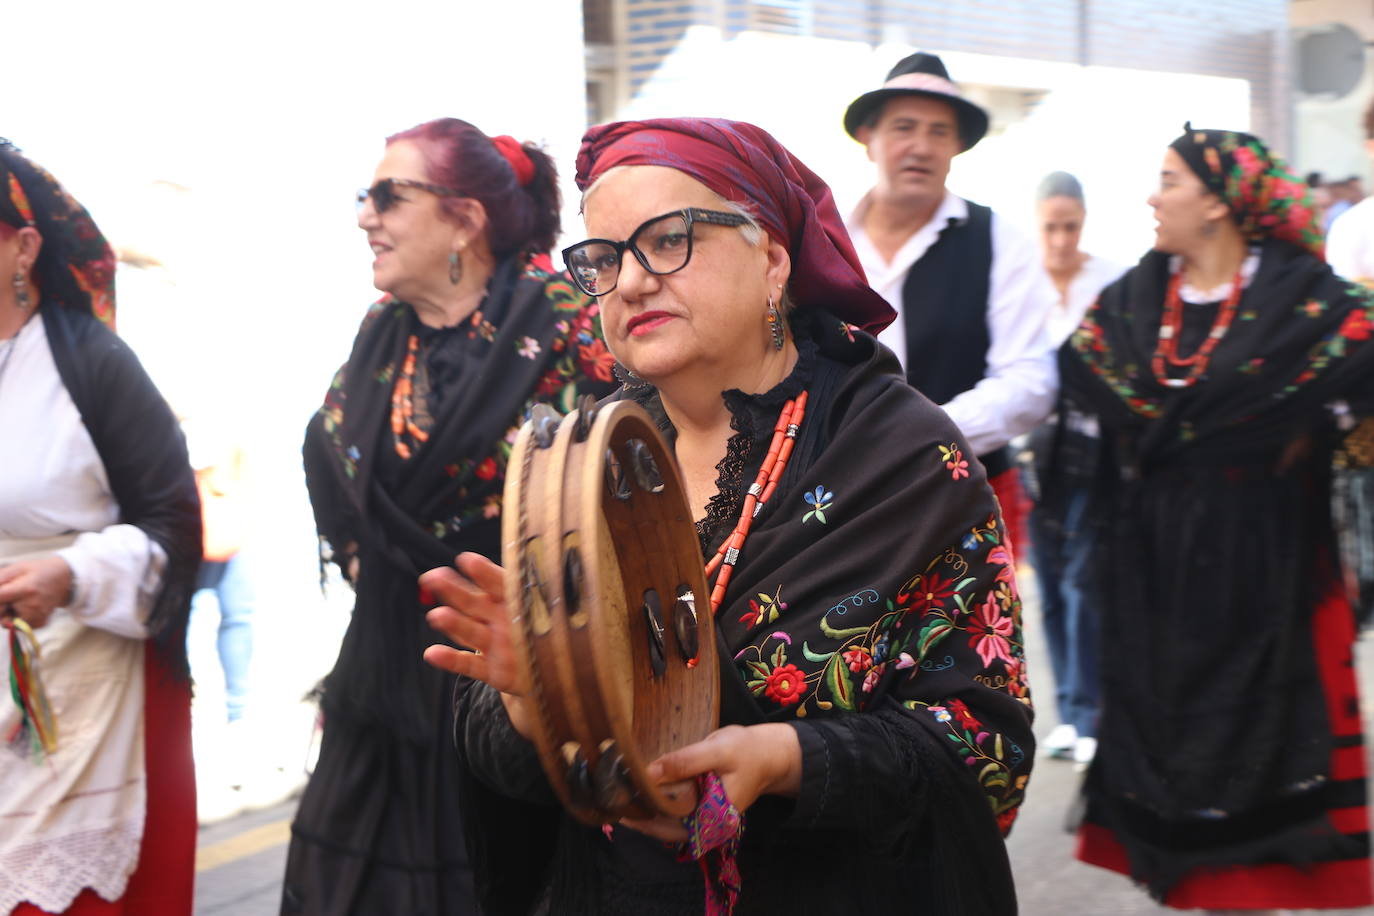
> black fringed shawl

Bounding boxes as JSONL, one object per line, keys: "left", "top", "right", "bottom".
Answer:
{"left": 456, "top": 312, "right": 1035, "bottom": 915}
{"left": 1060, "top": 239, "right": 1374, "bottom": 897}
{"left": 41, "top": 304, "right": 201, "bottom": 678}
{"left": 302, "top": 255, "right": 616, "bottom": 742}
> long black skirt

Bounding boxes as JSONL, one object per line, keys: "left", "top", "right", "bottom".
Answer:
{"left": 281, "top": 698, "right": 477, "bottom": 916}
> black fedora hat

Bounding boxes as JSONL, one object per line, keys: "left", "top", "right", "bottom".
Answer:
{"left": 844, "top": 52, "right": 990, "bottom": 151}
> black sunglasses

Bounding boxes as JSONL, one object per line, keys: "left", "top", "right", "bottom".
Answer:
{"left": 355, "top": 178, "right": 463, "bottom": 215}
{"left": 561, "top": 207, "right": 753, "bottom": 297}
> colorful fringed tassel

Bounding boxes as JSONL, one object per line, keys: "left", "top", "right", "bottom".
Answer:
{"left": 680, "top": 771, "right": 744, "bottom": 916}
{"left": 7, "top": 618, "right": 58, "bottom": 759}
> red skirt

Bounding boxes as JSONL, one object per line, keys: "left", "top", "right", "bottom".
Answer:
{"left": 1077, "top": 584, "right": 1373, "bottom": 909}
{"left": 988, "top": 467, "right": 1029, "bottom": 560}
{"left": 9, "top": 645, "right": 197, "bottom": 916}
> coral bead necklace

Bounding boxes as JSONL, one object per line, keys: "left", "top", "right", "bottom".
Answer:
{"left": 1151, "top": 266, "right": 1244, "bottom": 389}
{"left": 703, "top": 391, "right": 809, "bottom": 617}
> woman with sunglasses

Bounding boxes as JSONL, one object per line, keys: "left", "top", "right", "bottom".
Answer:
{"left": 0, "top": 140, "right": 201, "bottom": 915}
{"left": 284, "top": 118, "right": 616, "bottom": 915}
{"left": 1061, "top": 128, "right": 1374, "bottom": 911}
{"left": 422, "top": 118, "right": 1035, "bottom": 915}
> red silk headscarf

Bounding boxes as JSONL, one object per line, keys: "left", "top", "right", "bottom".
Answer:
{"left": 575, "top": 118, "right": 895, "bottom": 335}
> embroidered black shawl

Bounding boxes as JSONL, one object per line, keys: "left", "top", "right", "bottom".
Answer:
{"left": 455, "top": 311, "right": 1036, "bottom": 914}
{"left": 1059, "top": 239, "right": 1374, "bottom": 896}
{"left": 302, "top": 254, "right": 616, "bottom": 741}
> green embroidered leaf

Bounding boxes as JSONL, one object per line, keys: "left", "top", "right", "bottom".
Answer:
{"left": 770, "top": 643, "right": 787, "bottom": 669}
{"left": 954, "top": 577, "right": 978, "bottom": 592}
{"left": 746, "top": 660, "right": 770, "bottom": 679}
{"left": 802, "top": 510, "right": 816, "bottom": 524}
{"left": 750, "top": 682, "right": 767, "bottom": 697}
{"left": 757, "top": 593, "right": 774, "bottom": 603}
{"left": 802, "top": 641, "right": 836, "bottom": 663}
{"left": 821, "top": 617, "right": 870, "bottom": 639}
{"left": 824, "top": 658, "right": 856, "bottom": 711}
{"left": 953, "top": 594, "right": 970, "bottom": 616}
{"left": 994, "top": 733, "right": 1004, "bottom": 760}
{"left": 814, "top": 509, "right": 826, "bottom": 524}
{"left": 917, "top": 621, "right": 953, "bottom": 659}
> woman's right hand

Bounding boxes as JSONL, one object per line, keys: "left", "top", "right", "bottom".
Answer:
{"left": 421, "top": 553, "right": 534, "bottom": 738}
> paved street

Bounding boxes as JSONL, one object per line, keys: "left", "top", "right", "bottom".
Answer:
{"left": 192, "top": 571, "right": 1374, "bottom": 914}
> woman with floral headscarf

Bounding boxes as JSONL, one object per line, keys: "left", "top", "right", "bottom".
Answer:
{"left": 0, "top": 140, "right": 201, "bottom": 915}
{"left": 1059, "top": 126, "right": 1374, "bottom": 910}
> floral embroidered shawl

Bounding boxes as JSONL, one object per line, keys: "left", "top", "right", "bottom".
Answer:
{"left": 303, "top": 253, "right": 617, "bottom": 741}
{"left": 1059, "top": 237, "right": 1374, "bottom": 896}
{"left": 482, "top": 311, "right": 1036, "bottom": 914}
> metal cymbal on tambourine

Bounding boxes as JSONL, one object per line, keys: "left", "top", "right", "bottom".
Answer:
{"left": 501, "top": 396, "right": 719, "bottom": 824}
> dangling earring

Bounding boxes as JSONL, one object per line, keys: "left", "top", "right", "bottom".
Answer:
{"left": 766, "top": 297, "right": 784, "bottom": 351}
{"left": 12, "top": 270, "right": 30, "bottom": 310}
{"left": 448, "top": 251, "right": 463, "bottom": 286}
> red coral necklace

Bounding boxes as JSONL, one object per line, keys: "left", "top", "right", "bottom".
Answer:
{"left": 703, "top": 391, "right": 809, "bottom": 618}
{"left": 1151, "top": 266, "right": 1244, "bottom": 389}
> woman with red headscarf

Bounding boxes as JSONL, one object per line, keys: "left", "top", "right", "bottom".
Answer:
{"left": 1060, "top": 127, "right": 1374, "bottom": 911}
{"left": 0, "top": 140, "right": 201, "bottom": 915}
{"left": 422, "top": 118, "right": 1035, "bottom": 915}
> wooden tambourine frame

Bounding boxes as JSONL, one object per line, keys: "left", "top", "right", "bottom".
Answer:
{"left": 501, "top": 398, "right": 718, "bottom": 824}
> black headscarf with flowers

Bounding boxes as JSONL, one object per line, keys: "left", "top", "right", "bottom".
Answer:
{"left": 0, "top": 139, "right": 116, "bottom": 329}
{"left": 1169, "top": 123, "right": 1324, "bottom": 260}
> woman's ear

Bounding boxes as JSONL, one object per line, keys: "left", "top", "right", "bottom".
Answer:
{"left": 1202, "top": 193, "right": 1231, "bottom": 226}
{"left": 15, "top": 226, "right": 42, "bottom": 271}
{"left": 764, "top": 238, "right": 791, "bottom": 298}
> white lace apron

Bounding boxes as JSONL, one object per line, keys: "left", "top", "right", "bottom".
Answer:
{"left": 0, "top": 534, "right": 147, "bottom": 914}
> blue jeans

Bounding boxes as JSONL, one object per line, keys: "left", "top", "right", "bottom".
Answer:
{"left": 191, "top": 553, "right": 256, "bottom": 722}
{"left": 1028, "top": 486, "right": 1099, "bottom": 738}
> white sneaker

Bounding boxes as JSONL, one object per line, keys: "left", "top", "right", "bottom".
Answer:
{"left": 1044, "top": 723, "right": 1077, "bottom": 758}
{"left": 1073, "top": 736, "right": 1097, "bottom": 770}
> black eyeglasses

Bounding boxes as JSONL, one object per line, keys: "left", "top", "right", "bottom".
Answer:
{"left": 561, "top": 208, "right": 753, "bottom": 297}
{"left": 355, "top": 178, "right": 463, "bottom": 215}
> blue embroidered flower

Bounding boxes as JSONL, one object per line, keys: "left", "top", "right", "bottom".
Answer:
{"left": 802, "top": 486, "right": 833, "bottom": 524}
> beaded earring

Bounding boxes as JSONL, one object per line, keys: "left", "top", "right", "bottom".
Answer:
{"left": 448, "top": 252, "right": 462, "bottom": 286}
{"left": 766, "top": 297, "right": 784, "bottom": 350}
{"left": 12, "top": 270, "right": 29, "bottom": 309}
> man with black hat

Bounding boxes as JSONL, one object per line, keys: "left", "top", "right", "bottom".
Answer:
{"left": 844, "top": 51, "right": 1056, "bottom": 554}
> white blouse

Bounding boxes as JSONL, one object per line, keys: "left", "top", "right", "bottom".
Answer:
{"left": 0, "top": 315, "right": 168, "bottom": 914}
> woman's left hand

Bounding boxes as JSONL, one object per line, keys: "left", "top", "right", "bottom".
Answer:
{"left": 620, "top": 722, "right": 802, "bottom": 843}
{"left": 0, "top": 556, "right": 74, "bottom": 630}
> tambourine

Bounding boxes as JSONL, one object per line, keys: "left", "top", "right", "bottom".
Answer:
{"left": 501, "top": 396, "right": 719, "bottom": 824}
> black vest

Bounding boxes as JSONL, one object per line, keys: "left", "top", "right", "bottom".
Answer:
{"left": 899, "top": 201, "right": 1009, "bottom": 476}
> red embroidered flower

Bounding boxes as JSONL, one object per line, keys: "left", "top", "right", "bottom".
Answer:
{"left": 842, "top": 647, "right": 872, "bottom": 673}
{"left": 900, "top": 574, "right": 956, "bottom": 614}
{"left": 946, "top": 449, "right": 970, "bottom": 480}
{"left": 475, "top": 458, "right": 498, "bottom": 480}
{"left": 578, "top": 339, "right": 616, "bottom": 382}
{"left": 764, "top": 664, "right": 806, "bottom": 705}
{"left": 1340, "top": 309, "right": 1374, "bottom": 342}
{"left": 948, "top": 698, "right": 981, "bottom": 731}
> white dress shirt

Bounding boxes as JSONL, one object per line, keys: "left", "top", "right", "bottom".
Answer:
{"left": 847, "top": 191, "right": 1058, "bottom": 456}
{"left": 1046, "top": 254, "right": 1128, "bottom": 346}
{"left": 1326, "top": 197, "right": 1374, "bottom": 285}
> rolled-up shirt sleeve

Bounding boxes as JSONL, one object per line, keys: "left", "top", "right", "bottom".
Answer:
{"left": 57, "top": 524, "right": 167, "bottom": 640}
{"left": 940, "top": 216, "right": 1058, "bottom": 456}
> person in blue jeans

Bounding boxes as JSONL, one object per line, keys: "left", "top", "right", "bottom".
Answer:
{"left": 1024, "top": 172, "right": 1123, "bottom": 766}
{"left": 191, "top": 551, "right": 254, "bottom": 722}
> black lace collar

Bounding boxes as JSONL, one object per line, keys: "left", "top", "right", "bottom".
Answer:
{"left": 624, "top": 335, "right": 820, "bottom": 552}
